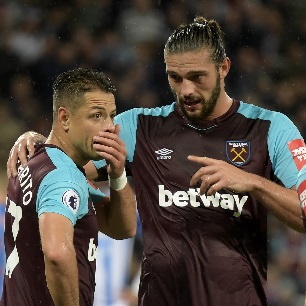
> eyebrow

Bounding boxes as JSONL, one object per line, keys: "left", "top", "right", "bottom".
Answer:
{"left": 90, "top": 105, "right": 116, "bottom": 113}
{"left": 166, "top": 70, "right": 207, "bottom": 76}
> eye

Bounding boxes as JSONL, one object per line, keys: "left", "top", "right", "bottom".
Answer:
{"left": 169, "top": 74, "right": 182, "bottom": 83}
{"left": 93, "top": 113, "right": 102, "bottom": 119}
{"left": 190, "top": 75, "right": 204, "bottom": 82}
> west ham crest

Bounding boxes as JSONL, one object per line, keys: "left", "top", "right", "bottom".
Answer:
{"left": 226, "top": 141, "right": 251, "bottom": 166}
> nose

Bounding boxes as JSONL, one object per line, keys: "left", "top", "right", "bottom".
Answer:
{"left": 180, "top": 79, "right": 195, "bottom": 98}
{"left": 101, "top": 117, "right": 115, "bottom": 133}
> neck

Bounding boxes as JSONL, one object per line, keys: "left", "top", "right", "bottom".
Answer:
{"left": 208, "top": 92, "right": 233, "bottom": 120}
{"left": 46, "top": 129, "right": 87, "bottom": 167}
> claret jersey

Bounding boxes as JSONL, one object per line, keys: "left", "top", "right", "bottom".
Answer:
{"left": 94, "top": 100, "right": 303, "bottom": 306}
{"left": 1, "top": 144, "right": 100, "bottom": 306}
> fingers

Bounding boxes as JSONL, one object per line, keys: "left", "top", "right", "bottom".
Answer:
{"left": 188, "top": 156, "right": 246, "bottom": 195}
{"left": 7, "top": 134, "right": 38, "bottom": 178}
{"left": 188, "top": 155, "right": 214, "bottom": 165}
{"left": 7, "top": 141, "right": 27, "bottom": 178}
{"left": 17, "top": 143, "right": 28, "bottom": 167}
{"left": 96, "top": 129, "right": 125, "bottom": 148}
{"left": 26, "top": 138, "right": 36, "bottom": 158}
{"left": 93, "top": 130, "right": 127, "bottom": 176}
{"left": 190, "top": 169, "right": 221, "bottom": 196}
{"left": 188, "top": 156, "right": 227, "bottom": 195}
{"left": 93, "top": 133, "right": 126, "bottom": 160}
{"left": 7, "top": 148, "right": 17, "bottom": 178}
{"left": 199, "top": 176, "right": 221, "bottom": 196}
{"left": 190, "top": 164, "right": 216, "bottom": 186}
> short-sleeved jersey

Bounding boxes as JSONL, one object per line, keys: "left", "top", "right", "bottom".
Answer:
{"left": 1, "top": 144, "right": 100, "bottom": 306}
{"left": 94, "top": 100, "right": 303, "bottom": 306}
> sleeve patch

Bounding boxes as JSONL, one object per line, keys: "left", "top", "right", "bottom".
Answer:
{"left": 61, "top": 190, "right": 80, "bottom": 214}
{"left": 288, "top": 139, "right": 306, "bottom": 171}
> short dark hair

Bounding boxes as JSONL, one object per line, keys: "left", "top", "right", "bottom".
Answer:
{"left": 164, "top": 16, "right": 226, "bottom": 67}
{"left": 52, "top": 67, "right": 116, "bottom": 119}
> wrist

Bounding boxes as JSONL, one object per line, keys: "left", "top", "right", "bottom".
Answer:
{"left": 108, "top": 169, "right": 127, "bottom": 191}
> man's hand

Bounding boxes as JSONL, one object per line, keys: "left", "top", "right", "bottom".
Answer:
{"left": 93, "top": 124, "right": 126, "bottom": 179}
{"left": 7, "top": 131, "right": 46, "bottom": 178}
{"left": 92, "top": 124, "right": 136, "bottom": 239}
{"left": 188, "top": 155, "right": 255, "bottom": 195}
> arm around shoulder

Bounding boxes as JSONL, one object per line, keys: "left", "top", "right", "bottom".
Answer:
{"left": 7, "top": 130, "right": 47, "bottom": 178}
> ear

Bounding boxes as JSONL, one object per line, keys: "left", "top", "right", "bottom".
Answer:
{"left": 58, "top": 107, "right": 70, "bottom": 131}
{"left": 219, "top": 57, "right": 231, "bottom": 79}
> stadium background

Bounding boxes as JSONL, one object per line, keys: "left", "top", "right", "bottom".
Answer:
{"left": 0, "top": 0, "right": 306, "bottom": 305}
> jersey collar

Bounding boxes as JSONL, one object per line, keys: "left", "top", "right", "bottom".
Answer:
{"left": 174, "top": 99, "right": 239, "bottom": 132}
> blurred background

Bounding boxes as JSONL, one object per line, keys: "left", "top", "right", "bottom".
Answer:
{"left": 0, "top": 0, "right": 306, "bottom": 305}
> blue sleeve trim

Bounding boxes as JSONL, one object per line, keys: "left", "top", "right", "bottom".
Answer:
{"left": 238, "top": 101, "right": 303, "bottom": 188}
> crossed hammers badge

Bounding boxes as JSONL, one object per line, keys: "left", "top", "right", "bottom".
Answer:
{"left": 226, "top": 141, "right": 251, "bottom": 166}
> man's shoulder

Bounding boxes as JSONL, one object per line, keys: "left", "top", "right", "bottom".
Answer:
{"left": 237, "top": 100, "right": 289, "bottom": 122}
{"left": 36, "top": 146, "right": 86, "bottom": 185}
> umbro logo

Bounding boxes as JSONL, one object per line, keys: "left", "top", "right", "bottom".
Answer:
{"left": 155, "top": 148, "right": 173, "bottom": 160}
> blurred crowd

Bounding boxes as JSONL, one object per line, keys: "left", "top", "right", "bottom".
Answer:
{"left": 0, "top": 0, "right": 306, "bottom": 305}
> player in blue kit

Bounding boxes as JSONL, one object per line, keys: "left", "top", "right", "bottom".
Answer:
{"left": 2, "top": 68, "right": 136, "bottom": 306}
{"left": 7, "top": 17, "right": 306, "bottom": 306}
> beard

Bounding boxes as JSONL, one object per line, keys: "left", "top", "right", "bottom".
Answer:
{"left": 174, "top": 74, "right": 221, "bottom": 123}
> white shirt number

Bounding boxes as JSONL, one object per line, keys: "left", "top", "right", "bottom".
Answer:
{"left": 5, "top": 197, "right": 22, "bottom": 278}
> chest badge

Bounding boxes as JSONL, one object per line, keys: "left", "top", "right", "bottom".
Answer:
{"left": 226, "top": 141, "right": 250, "bottom": 166}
